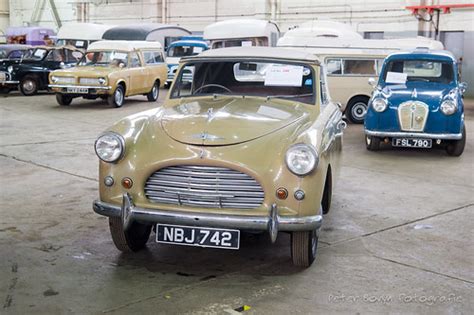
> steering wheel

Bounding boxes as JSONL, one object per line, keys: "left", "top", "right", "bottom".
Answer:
{"left": 193, "top": 84, "right": 232, "bottom": 94}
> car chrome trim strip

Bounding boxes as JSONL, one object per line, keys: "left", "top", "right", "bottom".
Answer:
{"left": 93, "top": 194, "right": 322, "bottom": 243}
{"left": 0, "top": 80, "right": 20, "bottom": 84}
{"left": 48, "top": 84, "right": 112, "bottom": 90}
{"left": 365, "top": 130, "right": 462, "bottom": 140}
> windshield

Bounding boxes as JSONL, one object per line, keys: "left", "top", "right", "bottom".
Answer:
{"left": 79, "top": 51, "right": 129, "bottom": 67}
{"left": 167, "top": 45, "right": 204, "bottom": 57}
{"left": 383, "top": 59, "right": 454, "bottom": 84}
{"left": 171, "top": 60, "right": 315, "bottom": 104}
{"left": 24, "top": 48, "right": 48, "bottom": 60}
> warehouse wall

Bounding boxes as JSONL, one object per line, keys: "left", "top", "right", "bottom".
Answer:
{"left": 3, "top": 0, "right": 474, "bottom": 95}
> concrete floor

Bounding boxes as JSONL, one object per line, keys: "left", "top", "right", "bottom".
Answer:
{"left": 0, "top": 91, "right": 473, "bottom": 314}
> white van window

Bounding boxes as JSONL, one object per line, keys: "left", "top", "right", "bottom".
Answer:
{"left": 343, "top": 59, "right": 376, "bottom": 75}
{"left": 143, "top": 51, "right": 164, "bottom": 64}
{"left": 326, "top": 59, "right": 342, "bottom": 75}
{"left": 326, "top": 58, "right": 378, "bottom": 76}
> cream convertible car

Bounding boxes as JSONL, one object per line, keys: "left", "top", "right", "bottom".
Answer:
{"left": 93, "top": 47, "right": 345, "bottom": 267}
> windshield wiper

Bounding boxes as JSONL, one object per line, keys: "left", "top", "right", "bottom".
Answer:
{"left": 266, "top": 93, "right": 313, "bottom": 100}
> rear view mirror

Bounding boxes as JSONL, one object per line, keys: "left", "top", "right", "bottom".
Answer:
{"left": 238, "top": 62, "right": 257, "bottom": 71}
{"left": 368, "top": 77, "right": 377, "bottom": 87}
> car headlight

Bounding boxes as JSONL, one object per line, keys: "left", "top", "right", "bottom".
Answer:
{"left": 94, "top": 132, "right": 125, "bottom": 163}
{"left": 51, "top": 76, "right": 59, "bottom": 83}
{"left": 98, "top": 77, "right": 106, "bottom": 85}
{"left": 7, "top": 66, "right": 13, "bottom": 73}
{"left": 372, "top": 98, "right": 388, "bottom": 112}
{"left": 285, "top": 143, "right": 319, "bottom": 176}
{"left": 440, "top": 100, "right": 457, "bottom": 115}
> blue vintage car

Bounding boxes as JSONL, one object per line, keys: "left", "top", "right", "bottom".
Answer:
{"left": 165, "top": 37, "right": 208, "bottom": 87}
{"left": 364, "top": 49, "right": 467, "bottom": 156}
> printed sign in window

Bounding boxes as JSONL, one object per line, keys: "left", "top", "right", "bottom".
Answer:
{"left": 386, "top": 71, "right": 407, "bottom": 84}
{"left": 264, "top": 64, "right": 303, "bottom": 87}
{"left": 241, "top": 41, "right": 253, "bottom": 47}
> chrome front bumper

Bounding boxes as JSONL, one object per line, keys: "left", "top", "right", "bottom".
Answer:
{"left": 93, "top": 193, "right": 322, "bottom": 243}
{"left": 48, "top": 84, "right": 112, "bottom": 90}
{"left": 365, "top": 130, "right": 462, "bottom": 140}
{"left": 0, "top": 80, "right": 19, "bottom": 84}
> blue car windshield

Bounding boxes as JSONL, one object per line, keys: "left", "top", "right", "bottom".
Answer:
{"left": 383, "top": 59, "right": 454, "bottom": 85}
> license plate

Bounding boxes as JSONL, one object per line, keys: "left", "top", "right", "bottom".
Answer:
{"left": 156, "top": 224, "right": 240, "bottom": 250}
{"left": 392, "top": 138, "right": 432, "bottom": 148}
{"left": 66, "top": 87, "right": 88, "bottom": 94}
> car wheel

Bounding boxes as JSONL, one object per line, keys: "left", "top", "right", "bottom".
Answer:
{"left": 108, "top": 85, "right": 125, "bottom": 108}
{"left": 365, "top": 135, "right": 380, "bottom": 151}
{"left": 346, "top": 97, "right": 369, "bottom": 124}
{"left": 291, "top": 229, "right": 319, "bottom": 267}
{"left": 19, "top": 76, "right": 38, "bottom": 96}
{"left": 108, "top": 217, "right": 152, "bottom": 252}
{"left": 56, "top": 94, "right": 73, "bottom": 106}
{"left": 146, "top": 81, "right": 159, "bottom": 102}
{"left": 446, "top": 126, "right": 466, "bottom": 157}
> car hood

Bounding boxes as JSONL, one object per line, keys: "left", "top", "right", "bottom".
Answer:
{"left": 160, "top": 96, "right": 309, "bottom": 146}
{"left": 52, "top": 66, "right": 116, "bottom": 76}
{"left": 380, "top": 82, "right": 456, "bottom": 106}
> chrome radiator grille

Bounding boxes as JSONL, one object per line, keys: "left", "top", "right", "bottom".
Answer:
{"left": 398, "top": 101, "right": 429, "bottom": 132}
{"left": 144, "top": 165, "right": 264, "bottom": 209}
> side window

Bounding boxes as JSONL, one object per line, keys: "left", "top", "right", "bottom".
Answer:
{"left": 320, "top": 67, "right": 329, "bottom": 104}
{"left": 154, "top": 51, "right": 164, "bottom": 63}
{"left": 130, "top": 52, "right": 141, "bottom": 68}
{"left": 343, "top": 59, "right": 376, "bottom": 75}
{"left": 326, "top": 59, "right": 342, "bottom": 75}
{"left": 143, "top": 51, "right": 164, "bottom": 64}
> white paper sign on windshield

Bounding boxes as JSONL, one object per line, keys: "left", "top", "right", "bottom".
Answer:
{"left": 386, "top": 71, "right": 407, "bottom": 84}
{"left": 264, "top": 64, "right": 303, "bottom": 87}
{"left": 241, "top": 41, "right": 253, "bottom": 47}
{"left": 194, "top": 46, "right": 203, "bottom": 53}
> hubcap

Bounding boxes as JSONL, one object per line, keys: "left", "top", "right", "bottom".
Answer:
{"left": 115, "top": 89, "right": 124, "bottom": 105}
{"left": 152, "top": 85, "right": 158, "bottom": 99}
{"left": 23, "top": 80, "right": 35, "bottom": 93}
{"left": 351, "top": 102, "right": 368, "bottom": 120}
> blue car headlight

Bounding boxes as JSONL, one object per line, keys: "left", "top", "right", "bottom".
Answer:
{"left": 440, "top": 100, "right": 457, "bottom": 115}
{"left": 372, "top": 98, "right": 388, "bottom": 112}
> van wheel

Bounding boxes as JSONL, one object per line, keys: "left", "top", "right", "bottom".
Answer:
{"left": 19, "top": 76, "right": 38, "bottom": 96}
{"left": 366, "top": 135, "right": 380, "bottom": 151}
{"left": 446, "top": 126, "right": 466, "bottom": 157}
{"left": 108, "top": 217, "right": 152, "bottom": 252}
{"left": 108, "top": 85, "right": 125, "bottom": 108}
{"left": 346, "top": 97, "right": 369, "bottom": 124}
{"left": 146, "top": 81, "right": 159, "bottom": 102}
{"left": 291, "top": 229, "right": 319, "bottom": 267}
{"left": 56, "top": 94, "right": 73, "bottom": 106}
